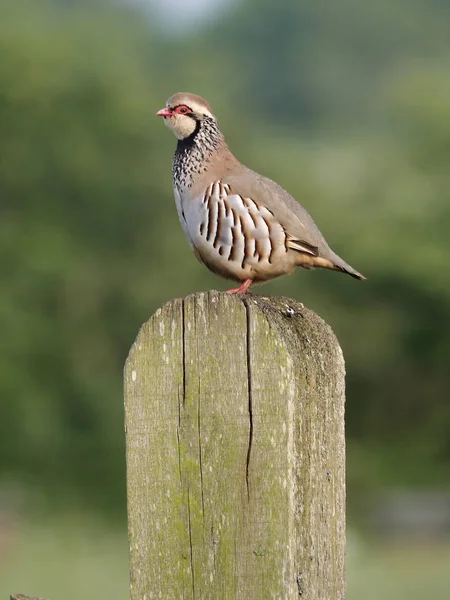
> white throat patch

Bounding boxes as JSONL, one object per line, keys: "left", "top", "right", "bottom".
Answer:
{"left": 165, "top": 114, "right": 197, "bottom": 140}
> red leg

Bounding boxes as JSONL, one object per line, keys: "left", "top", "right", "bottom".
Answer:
{"left": 226, "top": 279, "right": 253, "bottom": 294}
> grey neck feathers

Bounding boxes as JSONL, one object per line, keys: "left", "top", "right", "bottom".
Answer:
{"left": 172, "top": 116, "right": 226, "bottom": 190}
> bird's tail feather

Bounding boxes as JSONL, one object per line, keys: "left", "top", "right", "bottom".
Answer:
{"left": 330, "top": 252, "right": 366, "bottom": 280}
{"left": 337, "top": 265, "right": 366, "bottom": 280}
{"left": 294, "top": 251, "right": 366, "bottom": 280}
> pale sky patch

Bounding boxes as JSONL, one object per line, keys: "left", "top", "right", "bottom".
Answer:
{"left": 126, "top": 0, "right": 236, "bottom": 31}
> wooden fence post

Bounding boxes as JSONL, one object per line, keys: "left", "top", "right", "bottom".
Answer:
{"left": 124, "top": 291, "right": 346, "bottom": 600}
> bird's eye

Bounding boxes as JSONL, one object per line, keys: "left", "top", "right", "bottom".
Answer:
{"left": 175, "top": 105, "right": 192, "bottom": 115}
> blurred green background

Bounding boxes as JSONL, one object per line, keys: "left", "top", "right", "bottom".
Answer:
{"left": 1, "top": 0, "right": 450, "bottom": 598}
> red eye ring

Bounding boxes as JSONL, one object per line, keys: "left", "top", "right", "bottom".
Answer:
{"left": 174, "top": 105, "right": 192, "bottom": 115}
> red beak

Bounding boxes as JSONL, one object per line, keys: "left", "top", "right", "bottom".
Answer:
{"left": 156, "top": 107, "right": 172, "bottom": 117}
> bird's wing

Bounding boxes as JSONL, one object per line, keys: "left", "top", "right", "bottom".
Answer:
{"left": 223, "top": 166, "right": 330, "bottom": 257}
{"left": 222, "top": 167, "right": 366, "bottom": 279}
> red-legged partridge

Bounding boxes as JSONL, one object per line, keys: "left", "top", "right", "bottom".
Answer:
{"left": 157, "top": 93, "right": 365, "bottom": 293}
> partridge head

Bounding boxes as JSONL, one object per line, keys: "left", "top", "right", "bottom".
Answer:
{"left": 157, "top": 92, "right": 365, "bottom": 294}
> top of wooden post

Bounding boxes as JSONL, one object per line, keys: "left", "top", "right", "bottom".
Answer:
{"left": 127, "top": 291, "right": 343, "bottom": 373}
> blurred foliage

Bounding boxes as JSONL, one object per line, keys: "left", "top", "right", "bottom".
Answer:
{"left": 0, "top": 0, "right": 449, "bottom": 518}
{"left": 210, "top": 0, "right": 450, "bottom": 129}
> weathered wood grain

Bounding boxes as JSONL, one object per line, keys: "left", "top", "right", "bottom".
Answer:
{"left": 124, "top": 291, "right": 345, "bottom": 600}
{"left": 11, "top": 595, "right": 48, "bottom": 600}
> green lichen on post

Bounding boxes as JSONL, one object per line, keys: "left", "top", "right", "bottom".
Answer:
{"left": 124, "top": 291, "right": 346, "bottom": 600}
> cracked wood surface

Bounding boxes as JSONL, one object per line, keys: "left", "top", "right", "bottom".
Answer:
{"left": 124, "top": 291, "right": 345, "bottom": 600}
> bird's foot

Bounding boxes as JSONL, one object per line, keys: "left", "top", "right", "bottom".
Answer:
{"left": 226, "top": 279, "right": 253, "bottom": 294}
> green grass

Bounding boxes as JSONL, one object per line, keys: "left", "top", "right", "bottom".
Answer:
{"left": 0, "top": 515, "right": 129, "bottom": 600}
{"left": 1, "top": 516, "right": 450, "bottom": 599}
{"left": 347, "top": 533, "right": 450, "bottom": 600}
